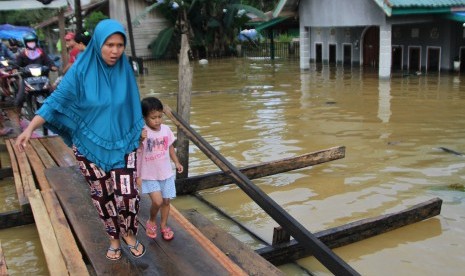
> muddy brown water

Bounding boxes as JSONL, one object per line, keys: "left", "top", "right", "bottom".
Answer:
{"left": 1, "top": 58, "right": 465, "bottom": 275}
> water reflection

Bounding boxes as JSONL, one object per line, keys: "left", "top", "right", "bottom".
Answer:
{"left": 2, "top": 58, "right": 465, "bottom": 275}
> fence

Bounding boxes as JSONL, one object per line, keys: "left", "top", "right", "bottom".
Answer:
{"left": 134, "top": 41, "right": 300, "bottom": 70}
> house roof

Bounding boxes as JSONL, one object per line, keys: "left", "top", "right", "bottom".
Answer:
{"left": 372, "top": 0, "right": 465, "bottom": 16}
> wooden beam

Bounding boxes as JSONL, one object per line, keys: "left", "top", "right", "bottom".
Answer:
{"left": 0, "top": 210, "right": 34, "bottom": 229}
{"left": 163, "top": 106, "right": 360, "bottom": 275}
{"left": 256, "top": 198, "right": 443, "bottom": 265}
{"left": 41, "top": 189, "right": 89, "bottom": 275}
{"left": 175, "top": 146, "right": 345, "bottom": 194}
{"left": 5, "top": 139, "right": 30, "bottom": 214}
{"left": 28, "top": 189, "right": 69, "bottom": 276}
{"left": 182, "top": 209, "right": 286, "bottom": 276}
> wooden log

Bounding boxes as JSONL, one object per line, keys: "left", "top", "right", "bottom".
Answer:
{"left": 256, "top": 197, "right": 443, "bottom": 265}
{"left": 175, "top": 147, "right": 345, "bottom": 195}
{"left": 0, "top": 242, "right": 8, "bottom": 276}
{"left": 0, "top": 210, "right": 34, "bottom": 229}
{"left": 28, "top": 189, "right": 69, "bottom": 276}
{"left": 176, "top": 32, "right": 193, "bottom": 179}
{"left": 182, "top": 209, "right": 285, "bottom": 276}
{"left": 41, "top": 189, "right": 89, "bottom": 275}
{"left": 163, "top": 106, "right": 359, "bottom": 275}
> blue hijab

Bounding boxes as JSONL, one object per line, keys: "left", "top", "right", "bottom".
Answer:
{"left": 37, "top": 19, "right": 144, "bottom": 171}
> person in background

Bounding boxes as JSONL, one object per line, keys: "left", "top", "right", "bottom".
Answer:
{"left": 7, "top": 38, "right": 21, "bottom": 56}
{"left": 74, "top": 31, "right": 91, "bottom": 56}
{"left": 14, "top": 19, "right": 146, "bottom": 261}
{"left": 62, "top": 32, "right": 79, "bottom": 74}
{"left": 0, "top": 40, "right": 15, "bottom": 60}
{"left": 137, "top": 97, "right": 183, "bottom": 241}
{"left": 15, "top": 33, "right": 57, "bottom": 117}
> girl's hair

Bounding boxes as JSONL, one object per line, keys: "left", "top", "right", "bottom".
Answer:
{"left": 75, "top": 31, "right": 91, "bottom": 46}
{"left": 141, "top": 97, "right": 163, "bottom": 117}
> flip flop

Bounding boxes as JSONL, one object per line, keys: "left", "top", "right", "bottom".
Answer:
{"left": 146, "top": 220, "right": 157, "bottom": 239}
{"left": 122, "top": 238, "right": 146, "bottom": 258}
{"left": 106, "top": 246, "right": 122, "bottom": 261}
{"left": 161, "top": 227, "right": 174, "bottom": 241}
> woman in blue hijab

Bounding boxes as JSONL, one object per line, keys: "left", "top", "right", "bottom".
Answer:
{"left": 15, "top": 19, "right": 146, "bottom": 261}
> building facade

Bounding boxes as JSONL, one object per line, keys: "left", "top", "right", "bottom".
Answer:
{"left": 298, "top": 0, "right": 465, "bottom": 77}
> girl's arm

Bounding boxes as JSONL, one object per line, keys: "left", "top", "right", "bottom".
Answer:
{"left": 169, "top": 145, "right": 183, "bottom": 173}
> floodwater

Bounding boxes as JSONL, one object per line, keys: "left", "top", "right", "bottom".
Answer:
{"left": 1, "top": 58, "right": 465, "bottom": 275}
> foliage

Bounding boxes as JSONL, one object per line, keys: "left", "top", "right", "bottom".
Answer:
{"left": 133, "top": 0, "right": 268, "bottom": 59}
{"left": 0, "top": 8, "right": 58, "bottom": 26}
{"left": 84, "top": 11, "right": 109, "bottom": 34}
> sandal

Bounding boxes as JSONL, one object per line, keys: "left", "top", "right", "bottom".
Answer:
{"left": 146, "top": 220, "right": 157, "bottom": 239}
{"left": 122, "top": 238, "right": 146, "bottom": 258}
{"left": 106, "top": 246, "right": 122, "bottom": 261}
{"left": 161, "top": 227, "right": 174, "bottom": 241}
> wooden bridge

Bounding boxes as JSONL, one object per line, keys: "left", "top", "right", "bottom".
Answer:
{"left": 0, "top": 107, "right": 443, "bottom": 275}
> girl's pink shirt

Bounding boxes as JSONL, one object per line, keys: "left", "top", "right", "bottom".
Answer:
{"left": 136, "top": 124, "right": 175, "bottom": 180}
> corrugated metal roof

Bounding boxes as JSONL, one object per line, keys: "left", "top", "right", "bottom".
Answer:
{"left": 386, "top": 0, "right": 465, "bottom": 8}
{"left": 385, "top": 0, "right": 465, "bottom": 8}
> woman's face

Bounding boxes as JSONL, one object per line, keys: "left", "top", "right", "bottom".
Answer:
{"left": 101, "top": 33, "right": 125, "bottom": 66}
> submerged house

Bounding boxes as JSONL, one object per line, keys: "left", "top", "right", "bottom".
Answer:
{"left": 297, "top": 0, "right": 465, "bottom": 77}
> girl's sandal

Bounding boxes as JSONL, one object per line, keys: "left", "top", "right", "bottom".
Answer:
{"left": 146, "top": 220, "right": 157, "bottom": 239}
{"left": 106, "top": 246, "right": 122, "bottom": 261}
{"left": 161, "top": 227, "right": 174, "bottom": 241}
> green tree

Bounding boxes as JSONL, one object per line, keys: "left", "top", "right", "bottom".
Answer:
{"left": 84, "top": 11, "right": 109, "bottom": 34}
{"left": 133, "top": 0, "right": 267, "bottom": 59}
{"left": 0, "top": 9, "right": 57, "bottom": 26}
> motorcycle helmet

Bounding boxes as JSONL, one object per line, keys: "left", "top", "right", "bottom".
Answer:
{"left": 23, "top": 33, "right": 38, "bottom": 50}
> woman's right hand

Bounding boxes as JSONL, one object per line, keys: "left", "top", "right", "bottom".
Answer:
{"left": 15, "top": 128, "right": 33, "bottom": 152}
{"left": 14, "top": 115, "right": 46, "bottom": 152}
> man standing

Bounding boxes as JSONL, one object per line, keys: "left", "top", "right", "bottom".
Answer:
{"left": 62, "top": 32, "right": 79, "bottom": 74}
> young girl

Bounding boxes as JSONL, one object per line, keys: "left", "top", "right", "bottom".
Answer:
{"left": 137, "top": 97, "right": 183, "bottom": 241}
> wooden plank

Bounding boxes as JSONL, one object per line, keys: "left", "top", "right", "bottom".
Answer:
{"left": 9, "top": 139, "right": 36, "bottom": 197}
{"left": 170, "top": 205, "right": 247, "bottom": 275}
{"left": 0, "top": 210, "right": 34, "bottom": 229}
{"left": 29, "top": 139, "right": 58, "bottom": 168}
{"left": 0, "top": 242, "right": 8, "bottom": 276}
{"left": 41, "top": 189, "right": 89, "bottom": 275}
{"left": 176, "top": 147, "right": 345, "bottom": 194}
{"left": 24, "top": 142, "right": 51, "bottom": 190}
{"left": 46, "top": 166, "right": 239, "bottom": 275}
{"left": 182, "top": 209, "right": 285, "bottom": 276}
{"left": 5, "top": 139, "right": 29, "bottom": 213}
{"left": 256, "top": 198, "right": 443, "bottom": 265}
{"left": 163, "top": 105, "right": 360, "bottom": 275}
{"left": 39, "top": 137, "right": 75, "bottom": 167}
{"left": 28, "top": 189, "right": 69, "bottom": 276}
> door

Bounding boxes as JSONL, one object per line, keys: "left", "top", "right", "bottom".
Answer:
{"left": 363, "top": 26, "right": 379, "bottom": 67}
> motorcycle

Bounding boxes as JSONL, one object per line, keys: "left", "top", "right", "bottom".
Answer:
{"left": 19, "top": 63, "right": 52, "bottom": 122}
{"left": 0, "top": 57, "right": 20, "bottom": 102}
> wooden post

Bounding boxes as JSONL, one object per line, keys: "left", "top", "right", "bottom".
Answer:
{"left": 58, "top": 9, "right": 68, "bottom": 72}
{"left": 163, "top": 106, "right": 360, "bottom": 275}
{"left": 176, "top": 33, "right": 192, "bottom": 179}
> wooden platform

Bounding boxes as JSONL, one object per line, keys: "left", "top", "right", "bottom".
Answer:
{"left": 4, "top": 135, "right": 282, "bottom": 275}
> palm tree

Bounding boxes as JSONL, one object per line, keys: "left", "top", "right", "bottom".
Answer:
{"left": 133, "top": 0, "right": 267, "bottom": 59}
